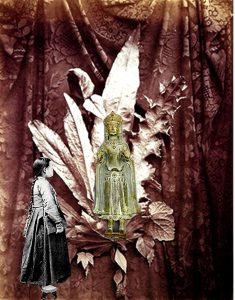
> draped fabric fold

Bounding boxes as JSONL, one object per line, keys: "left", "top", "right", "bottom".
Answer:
{"left": 0, "top": 0, "right": 232, "bottom": 299}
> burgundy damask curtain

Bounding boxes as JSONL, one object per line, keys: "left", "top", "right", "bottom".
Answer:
{"left": 0, "top": 0, "right": 232, "bottom": 299}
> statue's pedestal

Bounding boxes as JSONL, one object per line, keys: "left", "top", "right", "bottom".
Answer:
{"left": 105, "top": 231, "right": 126, "bottom": 240}
{"left": 104, "top": 219, "right": 126, "bottom": 240}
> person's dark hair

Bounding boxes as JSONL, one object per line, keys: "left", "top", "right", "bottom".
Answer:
{"left": 33, "top": 157, "right": 51, "bottom": 177}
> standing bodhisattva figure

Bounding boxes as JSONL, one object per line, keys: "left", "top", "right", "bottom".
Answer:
{"left": 94, "top": 111, "right": 139, "bottom": 236}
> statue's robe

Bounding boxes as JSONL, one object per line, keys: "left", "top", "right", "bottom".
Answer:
{"left": 94, "top": 141, "right": 139, "bottom": 221}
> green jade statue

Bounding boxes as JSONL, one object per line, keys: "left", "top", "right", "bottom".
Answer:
{"left": 94, "top": 111, "right": 139, "bottom": 237}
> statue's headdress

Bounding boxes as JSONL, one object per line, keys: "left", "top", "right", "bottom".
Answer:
{"left": 104, "top": 111, "right": 123, "bottom": 140}
{"left": 104, "top": 111, "right": 123, "bottom": 127}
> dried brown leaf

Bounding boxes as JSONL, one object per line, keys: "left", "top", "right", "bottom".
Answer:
{"left": 58, "top": 195, "right": 80, "bottom": 223}
{"left": 64, "top": 111, "right": 93, "bottom": 200}
{"left": 146, "top": 220, "right": 175, "bottom": 241}
{"left": 75, "top": 224, "right": 91, "bottom": 234}
{"left": 83, "top": 95, "right": 105, "bottom": 154}
{"left": 116, "top": 274, "right": 127, "bottom": 299}
{"left": 146, "top": 202, "right": 175, "bottom": 241}
{"left": 145, "top": 111, "right": 169, "bottom": 135}
{"left": 149, "top": 201, "right": 174, "bottom": 221}
{"left": 114, "top": 248, "right": 127, "bottom": 273}
{"left": 113, "top": 269, "right": 123, "bottom": 286}
{"left": 81, "top": 210, "right": 106, "bottom": 234}
{"left": 116, "top": 283, "right": 126, "bottom": 298}
{"left": 68, "top": 243, "right": 77, "bottom": 263}
{"left": 136, "top": 235, "right": 155, "bottom": 266}
{"left": 116, "top": 240, "right": 128, "bottom": 252}
{"left": 68, "top": 209, "right": 113, "bottom": 255}
{"left": 83, "top": 94, "right": 106, "bottom": 119}
{"left": 93, "top": 244, "right": 113, "bottom": 257}
{"left": 66, "top": 218, "right": 79, "bottom": 241}
{"left": 70, "top": 235, "right": 112, "bottom": 252}
{"left": 68, "top": 68, "right": 94, "bottom": 99}
{"left": 130, "top": 76, "right": 188, "bottom": 201}
{"left": 146, "top": 249, "right": 155, "bottom": 265}
{"left": 91, "top": 117, "right": 104, "bottom": 156}
{"left": 159, "top": 82, "right": 166, "bottom": 94}
{"left": 126, "top": 213, "right": 145, "bottom": 241}
{"left": 85, "top": 264, "right": 90, "bottom": 277}
{"left": 64, "top": 93, "right": 95, "bottom": 200}
{"left": 131, "top": 133, "right": 161, "bottom": 199}
{"left": 144, "top": 95, "right": 161, "bottom": 108}
{"left": 102, "top": 27, "right": 140, "bottom": 132}
{"left": 81, "top": 210, "right": 97, "bottom": 226}
{"left": 77, "top": 252, "right": 94, "bottom": 270}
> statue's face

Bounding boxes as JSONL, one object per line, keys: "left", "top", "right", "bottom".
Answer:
{"left": 107, "top": 122, "right": 118, "bottom": 136}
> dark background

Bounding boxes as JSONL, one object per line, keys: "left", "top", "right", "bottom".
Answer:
{"left": 0, "top": 0, "right": 232, "bottom": 299}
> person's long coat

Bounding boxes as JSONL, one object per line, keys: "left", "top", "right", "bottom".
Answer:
{"left": 20, "top": 177, "right": 71, "bottom": 286}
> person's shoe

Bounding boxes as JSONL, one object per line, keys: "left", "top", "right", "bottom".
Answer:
{"left": 41, "top": 291, "right": 47, "bottom": 300}
{"left": 41, "top": 285, "right": 57, "bottom": 299}
{"left": 42, "top": 285, "right": 57, "bottom": 293}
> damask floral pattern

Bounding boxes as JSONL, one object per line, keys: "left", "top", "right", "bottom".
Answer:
{"left": 0, "top": 0, "right": 232, "bottom": 299}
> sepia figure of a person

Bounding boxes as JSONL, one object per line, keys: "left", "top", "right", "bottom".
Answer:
{"left": 20, "top": 157, "right": 71, "bottom": 299}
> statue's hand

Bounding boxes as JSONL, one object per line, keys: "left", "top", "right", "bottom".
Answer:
{"left": 97, "top": 155, "right": 103, "bottom": 163}
{"left": 123, "top": 150, "right": 131, "bottom": 159}
{"left": 97, "top": 146, "right": 105, "bottom": 162}
{"left": 122, "top": 144, "right": 131, "bottom": 159}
